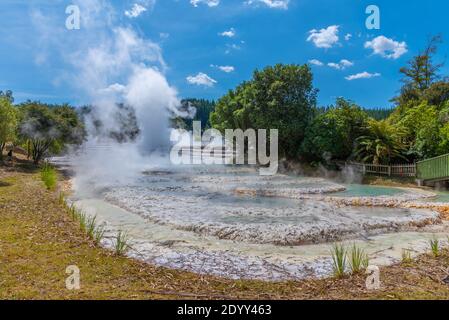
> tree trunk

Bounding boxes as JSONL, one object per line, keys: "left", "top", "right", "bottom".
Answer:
{"left": 0, "top": 142, "right": 4, "bottom": 160}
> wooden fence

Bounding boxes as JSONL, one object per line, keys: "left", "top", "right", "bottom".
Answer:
{"left": 347, "top": 162, "right": 417, "bottom": 177}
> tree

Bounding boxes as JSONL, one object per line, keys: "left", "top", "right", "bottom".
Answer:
{"left": 399, "top": 35, "right": 443, "bottom": 92}
{"left": 0, "top": 90, "right": 14, "bottom": 103}
{"left": 211, "top": 64, "right": 318, "bottom": 159}
{"left": 174, "top": 99, "right": 216, "bottom": 131}
{"left": 79, "top": 104, "right": 138, "bottom": 143}
{"left": 423, "top": 81, "right": 449, "bottom": 107}
{"left": 210, "top": 81, "right": 254, "bottom": 132}
{"left": 355, "top": 120, "right": 407, "bottom": 165}
{"left": 0, "top": 96, "right": 17, "bottom": 160}
{"left": 301, "top": 98, "right": 369, "bottom": 163}
{"left": 18, "top": 102, "right": 86, "bottom": 164}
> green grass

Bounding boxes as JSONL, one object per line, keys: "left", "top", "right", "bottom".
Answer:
{"left": 349, "top": 244, "right": 369, "bottom": 274}
{"left": 85, "top": 215, "right": 106, "bottom": 245}
{"left": 331, "top": 243, "right": 347, "bottom": 278}
{"left": 40, "top": 163, "right": 57, "bottom": 190}
{"left": 93, "top": 224, "right": 106, "bottom": 245}
{"left": 114, "top": 230, "right": 129, "bottom": 256}
{"left": 430, "top": 238, "right": 440, "bottom": 257}
{"left": 401, "top": 249, "right": 413, "bottom": 264}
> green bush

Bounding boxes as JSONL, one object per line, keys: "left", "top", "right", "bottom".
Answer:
{"left": 40, "top": 163, "right": 57, "bottom": 190}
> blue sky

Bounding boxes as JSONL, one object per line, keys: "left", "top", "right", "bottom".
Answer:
{"left": 0, "top": 0, "right": 448, "bottom": 109}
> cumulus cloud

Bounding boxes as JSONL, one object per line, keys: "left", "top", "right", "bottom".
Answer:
{"left": 307, "top": 25, "right": 339, "bottom": 49}
{"left": 364, "top": 35, "right": 408, "bottom": 59}
{"left": 186, "top": 72, "right": 217, "bottom": 87}
{"left": 328, "top": 59, "right": 354, "bottom": 70}
{"left": 211, "top": 64, "right": 235, "bottom": 72}
{"left": 245, "top": 0, "right": 289, "bottom": 9}
{"left": 345, "top": 72, "right": 381, "bottom": 81}
{"left": 219, "top": 28, "right": 235, "bottom": 38}
{"left": 190, "top": 0, "right": 220, "bottom": 7}
{"left": 125, "top": 4, "right": 147, "bottom": 18}
{"left": 344, "top": 33, "right": 352, "bottom": 41}
{"left": 308, "top": 59, "right": 324, "bottom": 66}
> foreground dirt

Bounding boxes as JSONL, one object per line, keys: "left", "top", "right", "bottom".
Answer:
{"left": 1, "top": 163, "right": 449, "bottom": 300}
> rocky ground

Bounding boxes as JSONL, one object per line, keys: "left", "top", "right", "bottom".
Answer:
{"left": 2, "top": 160, "right": 449, "bottom": 299}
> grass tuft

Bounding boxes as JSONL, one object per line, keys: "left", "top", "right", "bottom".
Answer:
{"left": 40, "top": 162, "right": 57, "bottom": 190}
{"left": 58, "top": 192, "right": 65, "bottom": 205}
{"left": 349, "top": 244, "right": 369, "bottom": 274}
{"left": 430, "top": 238, "right": 440, "bottom": 257}
{"left": 93, "top": 224, "right": 106, "bottom": 245}
{"left": 331, "top": 243, "right": 347, "bottom": 278}
{"left": 114, "top": 230, "right": 129, "bottom": 256}
{"left": 401, "top": 249, "right": 413, "bottom": 264}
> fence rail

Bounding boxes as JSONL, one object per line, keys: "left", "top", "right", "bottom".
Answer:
{"left": 347, "top": 162, "right": 416, "bottom": 177}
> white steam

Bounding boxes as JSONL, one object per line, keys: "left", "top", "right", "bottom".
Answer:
{"left": 32, "top": 0, "right": 187, "bottom": 190}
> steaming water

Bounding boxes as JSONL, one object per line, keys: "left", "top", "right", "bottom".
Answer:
{"left": 64, "top": 161, "right": 449, "bottom": 280}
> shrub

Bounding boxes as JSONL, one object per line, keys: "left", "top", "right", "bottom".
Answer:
{"left": 40, "top": 163, "right": 57, "bottom": 190}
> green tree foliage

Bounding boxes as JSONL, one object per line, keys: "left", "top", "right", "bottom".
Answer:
{"left": 394, "top": 101, "right": 449, "bottom": 160}
{"left": 301, "top": 98, "right": 369, "bottom": 163}
{"left": 79, "top": 104, "right": 140, "bottom": 143}
{"left": 18, "top": 102, "right": 86, "bottom": 164}
{"left": 393, "top": 35, "right": 443, "bottom": 107}
{"left": 363, "top": 108, "right": 394, "bottom": 120}
{"left": 399, "top": 35, "right": 443, "bottom": 91}
{"left": 355, "top": 119, "right": 407, "bottom": 165}
{"left": 174, "top": 99, "right": 216, "bottom": 131}
{"left": 0, "top": 90, "right": 14, "bottom": 103}
{"left": 0, "top": 96, "right": 17, "bottom": 159}
{"left": 210, "top": 64, "right": 318, "bottom": 159}
{"left": 387, "top": 35, "right": 449, "bottom": 161}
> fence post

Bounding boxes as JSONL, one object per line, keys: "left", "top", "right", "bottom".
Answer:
{"left": 388, "top": 166, "right": 391, "bottom": 177}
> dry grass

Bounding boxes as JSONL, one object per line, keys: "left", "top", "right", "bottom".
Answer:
{"left": 1, "top": 163, "right": 449, "bottom": 300}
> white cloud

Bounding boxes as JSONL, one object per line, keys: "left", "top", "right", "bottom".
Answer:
{"left": 219, "top": 28, "right": 235, "bottom": 38}
{"left": 187, "top": 72, "right": 217, "bottom": 87}
{"left": 344, "top": 33, "right": 352, "bottom": 41}
{"left": 211, "top": 64, "right": 235, "bottom": 72}
{"left": 308, "top": 59, "right": 324, "bottom": 66}
{"left": 307, "top": 25, "right": 339, "bottom": 49}
{"left": 345, "top": 72, "right": 381, "bottom": 81}
{"left": 328, "top": 59, "right": 354, "bottom": 70}
{"left": 245, "top": 0, "right": 289, "bottom": 9}
{"left": 225, "top": 43, "right": 242, "bottom": 54}
{"left": 190, "top": 0, "right": 220, "bottom": 7}
{"left": 159, "top": 32, "right": 170, "bottom": 39}
{"left": 364, "top": 35, "right": 408, "bottom": 59}
{"left": 125, "top": 3, "right": 147, "bottom": 18}
{"left": 100, "top": 83, "right": 127, "bottom": 94}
